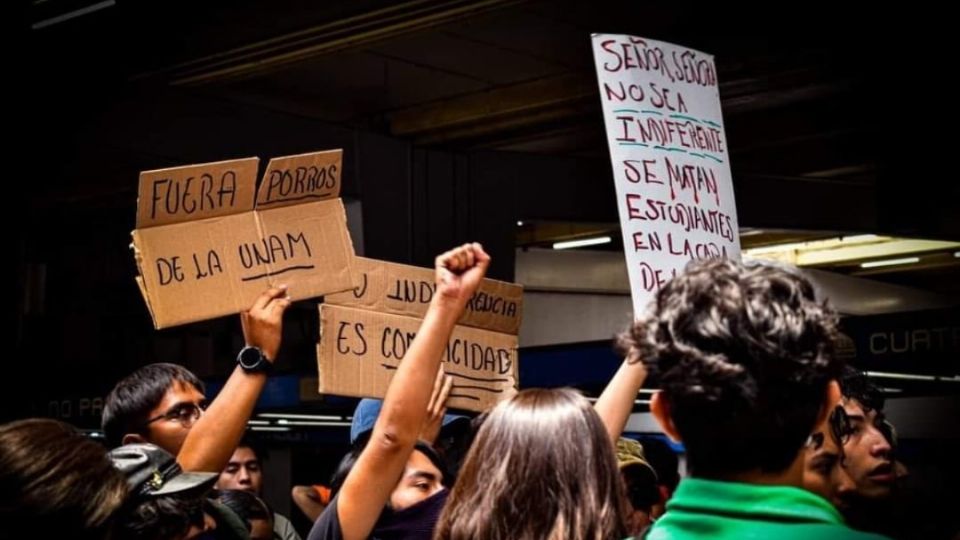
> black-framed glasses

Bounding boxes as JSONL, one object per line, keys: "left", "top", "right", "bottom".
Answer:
{"left": 806, "top": 432, "right": 825, "bottom": 450}
{"left": 808, "top": 405, "right": 853, "bottom": 451}
{"left": 144, "top": 401, "right": 208, "bottom": 428}
{"left": 876, "top": 414, "right": 898, "bottom": 451}
{"left": 829, "top": 404, "right": 853, "bottom": 446}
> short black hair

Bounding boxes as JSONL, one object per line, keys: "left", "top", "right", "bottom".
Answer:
{"left": 212, "top": 489, "right": 272, "bottom": 529}
{"left": 329, "top": 441, "right": 450, "bottom": 501}
{"left": 621, "top": 465, "right": 659, "bottom": 512}
{"left": 114, "top": 492, "right": 204, "bottom": 540}
{"left": 329, "top": 447, "right": 362, "bottom": 500}
{"left": 619, "top": 258, "right": 843, "bottom": 477}
{"left": 102, "top": 363, "right": 204, "bottom": 448}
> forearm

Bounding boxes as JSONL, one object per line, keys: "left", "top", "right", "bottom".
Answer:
{"left": 374, "top": 296, "right": 461, "bottom": 446}
{"left": 178, "top": 366, "right": 266, "bottom": 472}
{"left": 594, "top": 358, "right": 648, "bottom": 443}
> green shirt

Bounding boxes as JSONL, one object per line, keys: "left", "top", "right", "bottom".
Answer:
{"left": 643, "top": 478, "right": 889, "bottom": 540}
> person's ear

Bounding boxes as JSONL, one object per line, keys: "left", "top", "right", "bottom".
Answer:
{"left": 651, "top": 392, "right": 682, "bottom": 443}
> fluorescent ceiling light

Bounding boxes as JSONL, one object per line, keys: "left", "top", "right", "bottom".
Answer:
{"left": 553, "top": 236, "right": 611, "bottom": 250}
{"left": 276, "top": 420, "right": 351, "bottom": 427}
{"left": 745, "top": 235, "right": 958, "bottom": 266}
{"left": 860, "top": 257, "right": 919, "bottom": 269}
{"left": 258, "top": 413, "right": 342, "bottom": 421}
{"left": 32, "top": 0, "right": 115, "bottom": 30}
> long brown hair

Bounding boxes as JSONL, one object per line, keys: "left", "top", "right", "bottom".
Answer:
{"left": 434, "top": 388, "right": 628, "bottom": 540}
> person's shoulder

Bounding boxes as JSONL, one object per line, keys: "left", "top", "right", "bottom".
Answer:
{"left": 306, "top": 495, "right": 343, "bottom": 540}
{"left": 273, "top": 512, "right": 301, "bottom": 540}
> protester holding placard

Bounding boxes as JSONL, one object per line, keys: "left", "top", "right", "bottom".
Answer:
{"left": 102, "top": 286, "right": 291, "bottom": 473}
{"left": 308, "top": 243, "right": 490, "bottom": 540}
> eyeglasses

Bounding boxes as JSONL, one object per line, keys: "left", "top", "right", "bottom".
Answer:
{"left": 144, "top": 401, "right": 208, "bottom": 428}
{"left": 806, "top": 432, "right": 825, "bottom": 450}
{"left": 806, "top": 405, "right": 853, "bottom": 451}
{"left": 829, "top": 405, "right": 853, "bottom": 446}
{"left": 876, "top": 414, "right": 898, "bottom": 451}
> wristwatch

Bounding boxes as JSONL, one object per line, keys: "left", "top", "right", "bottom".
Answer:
{"left": 237, "top": 346, "right": 273, "bottom": 374}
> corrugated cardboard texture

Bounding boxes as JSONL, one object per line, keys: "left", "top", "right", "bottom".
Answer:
{"left": 256, "top": 149, "right": 341, "bottom": 210}
{"left": 137, "top": 157, "right": 259, "bottom": 228}
{"left": 325, "top": 257, "right": 523, "bottom": 334}
{"left": 318, "top": 304, "right": 518, "bottom": 412}
{"left": 132, "top": 150, "right": 356, "bottom": 328}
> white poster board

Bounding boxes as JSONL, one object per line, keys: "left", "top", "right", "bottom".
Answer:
{"left": 592, "top": 34, "right": 741, "bottom": 315}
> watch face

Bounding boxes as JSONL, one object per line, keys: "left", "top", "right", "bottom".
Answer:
{"left": 239, "top": 347, "right": 262, "bottom": 369}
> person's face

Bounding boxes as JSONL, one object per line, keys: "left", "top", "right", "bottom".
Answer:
{"left": 388, "top": 450, "right": 444, "bottom": 511}
{"left": 216, "top": 446, "right": 263, "bottom": 494}
{"left": 839, "top": 399, "right": 894, "bottom": 501}
{"left": 803, "top": 412, "right": 855, "bottom": 505}
{"left": 135, "top": 381, "right": 206, "bottom": 455}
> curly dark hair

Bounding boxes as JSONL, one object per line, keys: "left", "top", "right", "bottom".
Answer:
{"left": 618, "top": 258, "right": 844, "bottom": 476}
{"left": 838, "top": 365, "right": 885, "bottom": 413}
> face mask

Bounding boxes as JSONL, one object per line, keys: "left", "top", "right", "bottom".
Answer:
{"left": 372, "top": 489, "right": 449, "bottom": 540}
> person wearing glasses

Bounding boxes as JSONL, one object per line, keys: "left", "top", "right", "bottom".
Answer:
{"left": 834, "top": 368, "right": 919, "bottom": 539}
{"left": 836, "top": 368, "right": 899, "bottom": 504}
{"left": 308, "top": 243, "right": 489, "bottom": 540}
{"left": 803, "top": 404, "right": 857, "bottom": 505}
{"left": 102, "top": 286, "right": 291, "bottom": 473}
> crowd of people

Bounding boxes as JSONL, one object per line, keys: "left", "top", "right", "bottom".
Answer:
{"left": 1, "top": 244, "right": 945, "bottom": 539}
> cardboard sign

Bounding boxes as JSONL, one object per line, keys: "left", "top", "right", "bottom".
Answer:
{"left": 318, "top": 304, "right": 518, "bottom": 412}
{"left": 325, "top": 257, "right": 523, "bottom": 334}
{"left": 136, "top": 157, "right": 260, "bottom": 228}
{"left": 132, "top": 150, "right": 357, "bottom": 328}
{"left": 256, "top": 149, "right": 341, "bottom": 209}
{"left": 592, "top": 34, "right": 741, "bottom": 315}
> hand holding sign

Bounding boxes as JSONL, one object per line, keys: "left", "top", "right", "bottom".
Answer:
{"left": 434, "top": 243, "right": 491, "bottom": 309}
{"left": 318, "top": 249, "right": 520, "bottom": 413}
{"left": 241, "top": 286, "right": 292, "bottom": 361}
{"left": 132, "top": 150, "right": 358, "bottom": 329}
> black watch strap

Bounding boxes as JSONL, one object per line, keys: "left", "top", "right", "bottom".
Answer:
{"left": 237, "top": 346, "right": 273, "bottom": 373}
